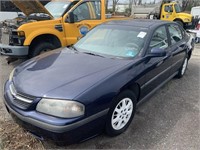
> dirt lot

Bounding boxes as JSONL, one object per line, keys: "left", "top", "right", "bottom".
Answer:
{"left": 0, "top": 45, "right": 200, "bottom": 149}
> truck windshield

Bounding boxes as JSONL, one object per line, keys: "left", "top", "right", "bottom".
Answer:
{"left": 45, "top": 1, "right": 70, "bottom": 18}
{"left": 74, "top": 25, "right": 147, "bottom": 58}
{"left": 174, "top": 4, "right": 182, "bottom": 13}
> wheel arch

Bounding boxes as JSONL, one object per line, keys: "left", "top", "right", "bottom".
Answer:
{"left": 173, "top": 18, "right": 184, "bottom": 24}
{"left": 119, "top": 82, "right": 141, "bottom": 102}
{"left": 29, "top": 34, "right": 62, "bottom": 51}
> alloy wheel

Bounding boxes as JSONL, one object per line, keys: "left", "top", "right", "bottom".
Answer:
{"left": 111, "top": 98, "right": 133, "bottom": 130}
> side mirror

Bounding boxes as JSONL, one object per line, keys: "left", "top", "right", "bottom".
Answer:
{"left": 66, "top": 12, "right": 75, "bottom": 23}
{"left": 149, "top": 47, "right": 167, "bottom": 57}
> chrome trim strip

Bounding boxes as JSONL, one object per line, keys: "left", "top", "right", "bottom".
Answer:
{"left": 5, "top": 99, "right": 109, "bottom": 133}
{"left": 9, "top": 84, "right": 33, "bottom": 104}
{"left": 141, "top": 58, "right": 183, "bottom": 89}
{"left": 137, "top": 71, "right": 178, "bottom": 107}
{"left": 141, "top": 66, "right": 171, "bottom": 89}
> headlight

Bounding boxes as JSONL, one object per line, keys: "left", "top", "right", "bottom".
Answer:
{"left": 17, "top": 31, "right": 25, "bottom": 37}
{"left": 36, "top": 98, "right": 85, "bottom": 118}
{"left": 9, "top": 68, "right": 15, "bottom": 82}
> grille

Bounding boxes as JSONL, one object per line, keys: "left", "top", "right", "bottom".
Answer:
{"left": 0, "top": 27, "right": 10, "bottom": 45}
{"left": 9, "top": 83, "right": 35, "bottom": 109}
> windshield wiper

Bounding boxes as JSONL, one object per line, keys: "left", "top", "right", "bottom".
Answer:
{"left": 83, "top": 52, "right": 104, "bottom": 58}
{"left": 70, "top": 46, "right": 79, "bottom": 52}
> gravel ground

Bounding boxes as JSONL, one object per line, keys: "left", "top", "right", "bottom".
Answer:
{"left": 0, "top": 44, "right": 200, "bottom": 149}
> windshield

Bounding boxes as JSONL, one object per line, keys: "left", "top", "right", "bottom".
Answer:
{"left": 74, "top": 25, "right": 147, "bottom": 58}
{"left": 45, "top": 1, "right": 70, "bottom": 18}
{"left": 174, "top": 4, "right": 182, "bottom": 13}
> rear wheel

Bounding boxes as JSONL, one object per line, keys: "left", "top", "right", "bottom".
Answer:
{"left": 29, "top": 42, "right": 56, "bottom": 58}
{"left": 105, "top": 90, "right": 137, "bottom": 136}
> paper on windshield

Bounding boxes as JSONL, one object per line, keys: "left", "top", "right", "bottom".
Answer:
{"left": 137, "top": 32, "right": 147, "bottom": 38}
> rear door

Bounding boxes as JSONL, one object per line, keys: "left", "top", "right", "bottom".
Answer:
{"left": 141, "top": 25, "right": 173, "bottom": 98}
{"left": 167, "top": 24, "right": 187, "bottom": 75}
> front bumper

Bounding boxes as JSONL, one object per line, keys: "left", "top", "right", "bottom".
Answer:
{"left": 3, "top": 81, "right": 108, "bottom": 143}
{"left": 184, "top": 17, "right": 200, "bottom": 29}
{"left": 0, "top": 44, "right": 29, "bottom": 56}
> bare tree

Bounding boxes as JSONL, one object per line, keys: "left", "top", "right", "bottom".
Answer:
{"left": 128, "top": 0, "right": 134, "bottom": 11}
{"left": 182, "top": 0, "right": 200, "bottom": 11}
{"left": 112, "top": 0, "right": 120, "bottom": 14}
{"left": 132, "top": 0, "right": 143, "bottom": 6}
{"left": 138, "top": 0, "right": 142, "bottom": 5}
{"left": 133, "top": 0, "right": 137, "bottom": 5}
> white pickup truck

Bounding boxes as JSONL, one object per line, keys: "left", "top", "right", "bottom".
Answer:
{"left": 0, "top": 12, "right": 22, "bottom": 22}
{"left": 191, "top": 6, "right": 200, "bottom": 18}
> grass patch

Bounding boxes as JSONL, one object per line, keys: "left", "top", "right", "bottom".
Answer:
{"left": 0, "top": 120, "right": 44, "bottom": 150}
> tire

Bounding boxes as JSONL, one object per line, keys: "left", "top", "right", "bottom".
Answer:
{"left": 175, "top": 20, "right": 184, "bottom": 28}
{"left": 176, "top": 56, "right": 188, "bottom": 78}
{"left": 29, "top": 42, "right": 56, "bottom": 58}
{"left": 105, "top": 90, "right": 137, "bottom": 136}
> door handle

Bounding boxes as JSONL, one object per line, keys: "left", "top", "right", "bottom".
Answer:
{"left": 179, "top": 44, "right": 187, "bottom": 49}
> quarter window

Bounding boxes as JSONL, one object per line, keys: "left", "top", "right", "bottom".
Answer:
{"left": 168, "top": 24, "right": 183, "bottom": 44}
{"left": 150, "top": 26, "right": 168, "bottom": 49}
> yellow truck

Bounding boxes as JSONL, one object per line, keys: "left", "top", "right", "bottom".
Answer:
{"left": 0, "top": 0, "right": 126, "bottom": 58}
{"left": 132, "top": 0, "right": 195, "bottom": 29}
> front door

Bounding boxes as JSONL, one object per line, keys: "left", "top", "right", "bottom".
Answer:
{"left": 63, "top": 0, "right": 102, "bottom": 46}
{"left": 161, "top": 4, "right": 175, "bottom": 21}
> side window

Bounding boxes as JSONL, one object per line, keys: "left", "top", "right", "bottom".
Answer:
{"left": 150, "top": 26, "right": 168, "bottom": 49}
{"left": 168, "top": 24, "right": 183, "bottom": 44}
{"left": 73, "top": 2, "right": 91, "bottom": 22}
{"left": 91, "top": 1, "right": 101, "bottom": 19}
{"left": 164, "top": 5, "right": 173, "bottom": 13}
{"left": 72, "top": 1, "right": 101, "bottom": 22}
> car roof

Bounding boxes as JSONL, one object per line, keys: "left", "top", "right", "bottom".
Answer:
{"left": 104, "top": 19, "right": 171, "bottom": 29}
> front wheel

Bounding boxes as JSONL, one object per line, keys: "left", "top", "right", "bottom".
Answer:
{"left": 29, "top": 42, "right": 56, "bottom": 58}
{"left": 176, "top": 57, "right": 188, "bottom": 78}
{"left": 105, "top": 90, "right": 137, "bottom": 136}
{"left": 174, "top": 20, "right": 184, "bottom": 28}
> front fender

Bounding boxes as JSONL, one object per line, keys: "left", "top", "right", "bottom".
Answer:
{"left": 175, "top": 13, "right": 192, "bottom": 23}
{"left": 23, "top": 29, "right": 65, "bottom": 46}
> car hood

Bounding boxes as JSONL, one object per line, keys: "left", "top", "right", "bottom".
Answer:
{"left": 13, "top": 48, "right": 131, "bottom": 100}
{"left": 11, "top": 0, "right": 53, "bottom": 19}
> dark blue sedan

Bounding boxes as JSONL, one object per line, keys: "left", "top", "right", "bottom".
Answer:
{"left": 3, "top": 20, "right": 193, "bottom": 145}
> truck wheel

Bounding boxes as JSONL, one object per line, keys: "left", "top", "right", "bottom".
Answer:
{"left": 29, "top": 42, "right": 56, "bottom": 58}
{"left": 105, "top": 90, "right": 136, "bottom": 136}
{"left": 175, "top": 20, "right": 184, "bottom": 27}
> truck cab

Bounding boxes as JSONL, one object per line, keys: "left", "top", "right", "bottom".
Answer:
{"left": 0, "top": 0, "right": 125, "bottom": 58}
{"left": 160, "top": 2, "right": 192, "bottom": 28}
{"left": 132, "top": 0, "right": 194, "bottom": 29}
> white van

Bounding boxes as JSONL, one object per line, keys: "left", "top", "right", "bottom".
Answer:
{"left": 191, "top": 6, "right": 200, "bottom": 18}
